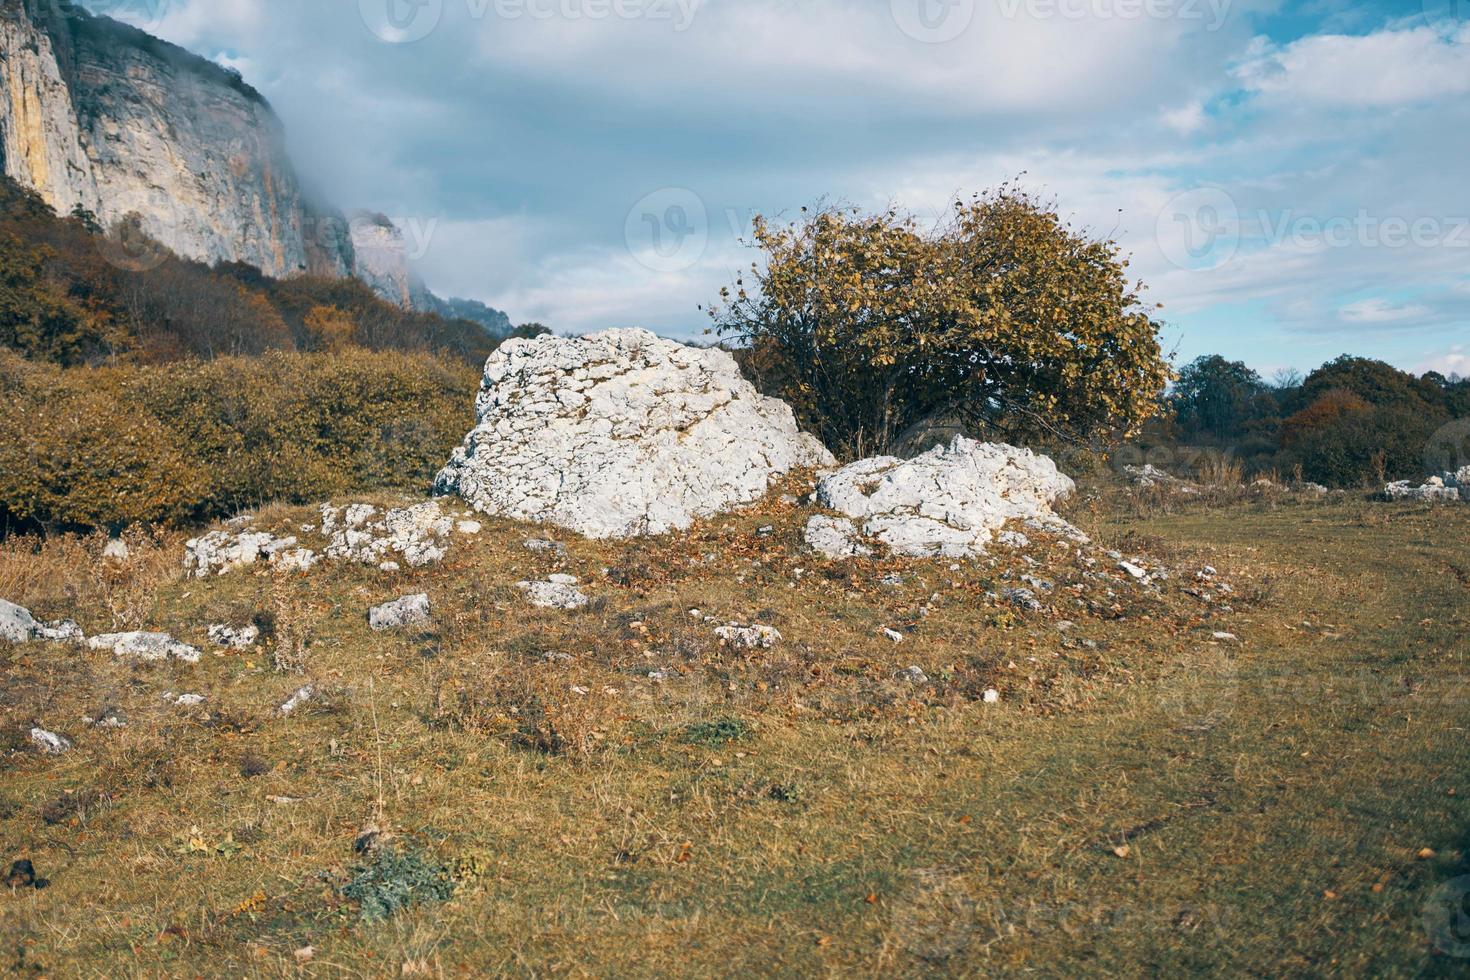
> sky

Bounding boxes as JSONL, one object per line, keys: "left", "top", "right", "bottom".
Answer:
{"left": 84, "top": 0, "right": 1470, "bottom": 379}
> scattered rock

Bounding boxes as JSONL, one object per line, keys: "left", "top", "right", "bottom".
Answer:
{"left": 170, "top": 693, "right": 207, "bottom": 707}
{"left": 456, "top": 520, "right": 483, "bottom": 535}
{"left": 1118, "top": 561, "right": 1149, "bottom": 581}
{"left": 87, "top": 632, "right": 201, "bottom": 663}
{"left": 806, "top": 437, "right": 1082, "bottom": 559}
{"left": 1123, "top": 464, "right": 1191, "bottom": 489}
{"left": 714, "top": 624, "right": 783, "bottom": 649}
{"left": 102, "top": 539, "right": 130, "bottom": 562}
{"left": 321, "top": 501, "right": 453, "bottom": 568}
{"left": 369, "top": 594, "right": 432, "bottom": 632}
{"left": 880, "top": 573, "right": 904, "bottom": 588}
{"left": 524, "top": 538, "right": 567, "bottom": 555}
{"left": 29, "top": 728, "right": 72, "bottom": 754}
{"left": 208, "top": 624, "right": 259, "bottom": 649}
{"left": 435, "top": 328, "right": 834, "bottom": 539}
{"left": 1, "top": 599, "right": 82, "bottom": 645}
{"left": 996, "top": 530, "right": 1032, "bottom": 550}
{"left": 882, "top": 628, "right": 906, "bottom": 644}
{"left": 1385, "top": 474, "right": 1463, "bottom": 502}
{"left": 983, "top": 689, "right": 1001, "bottom": 704}
{"left": 900, "top": 665, "right": 929, "bottom": 684}
{"left": 185, "top": 530, "right": 315, "bottom": 578}
{"left": 278, "top": 685, "right": 315, "bottom": 716}
{"left": 90, "top": 706, "right": 127, "bottom": 729}
{"left": 1002, "top": 587, "right": 1043, "bottom": 612}
{"left": 517, "top": 579, "right": 590, "bottom": 610}
{"left": 1211, "top": 631, "right": 1240, "bottom": 643}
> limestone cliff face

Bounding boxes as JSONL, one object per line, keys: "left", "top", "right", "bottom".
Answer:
{"left": 0, "top": 0, "right": 352, "bottom": 279}
{"left": 347, "top": 211, "right": 437, "bottom": 311}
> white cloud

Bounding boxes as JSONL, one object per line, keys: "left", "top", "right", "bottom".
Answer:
{"left": 1162, "top": 101, "right": 1207, "bottom": 134}
{"left": 1236, "top": 26, "right": 1470, "bottom": 107}
{"left": 1416, "top": 348, "right": 1470, "bottom": 378}
{"left": 1338, "top": 298, "right": 1431, "bottom": 324}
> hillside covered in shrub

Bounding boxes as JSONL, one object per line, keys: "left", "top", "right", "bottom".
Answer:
{"left": 0, "top": 176, "right": 505, "bottom": 368}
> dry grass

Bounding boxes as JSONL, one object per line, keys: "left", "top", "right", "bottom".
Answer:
{"left": 1, "top": 486, "right": 1468, "bottom": 976}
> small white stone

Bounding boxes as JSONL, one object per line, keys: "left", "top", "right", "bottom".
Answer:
{"left": 983, "top": 689, "right": 1001, "bottom": 704}
{"left": 102, "top": 539, "right": 130, "bottom": 561}
{"left": 900, "top": 665, "right": 929, "bottom": 684}
{"left": 87, "top": 632, "right": 201, "bottom": 663}
{"left": 457, "top": 520, "right": 483, "bottom": 535}
{"left": 1119, "top": 562, "right": 1149, "bottom": 580}
{"left": 715, "top": 624, "right": 783, "bottom": 649}
{"left": 30, "top": 727, "right": 72, "bottom": 754}
{"left": 278, "top": 685, "right": 315, "bottom": 716}
{"left": 369, "top": 594, "right": 431, "bottom": 631}
{"left": 882, "top": 628, "right": 905, "bottom": 644}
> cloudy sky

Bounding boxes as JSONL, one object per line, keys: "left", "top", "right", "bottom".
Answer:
{"left": 88, "top": 0, "right": 1470, "bottom": 378}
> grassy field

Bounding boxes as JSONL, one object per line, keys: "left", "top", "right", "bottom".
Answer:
{"left": 1, "top": 486, "right": 1468, "bottom": 977}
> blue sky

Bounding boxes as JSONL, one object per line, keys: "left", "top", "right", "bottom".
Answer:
{"left": 89, "top": 0, "right": 1470, "bottom": 378}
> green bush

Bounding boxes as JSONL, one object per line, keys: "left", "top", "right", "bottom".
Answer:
{"left": 0, "top": 349, "right": 477, "bottom": 530}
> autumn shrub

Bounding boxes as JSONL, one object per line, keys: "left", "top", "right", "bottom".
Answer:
{"left": 0, "top": 349, "right": 477, "bottom": 531}
{"left": 711, "top": 186, "right": 1172, "bottom": 459}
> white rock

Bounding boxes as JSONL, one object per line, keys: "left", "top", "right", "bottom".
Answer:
{"left": 524, "top": 538, "right": 567, "bottom": 554}
{"left": 457, "top": 520, "right": 483, "bottom": 535}
{"left": 208, "top": 624, "right": 259, "bottom": 649}
{"left": 278, "top": 685, "right": 315, "bottom": 716}
{"left": 87, "top": 632, "right": 201, "bottom": 663}
{"left": 30, "top": 728, "right": 72, "bottom": 754}
{"left": 804, "top": 515, "right": 872, "bottom": 558}
{"left": 435, "top": 329, "right": 834, "bottom": 539}
{"left": 547, "top": 574, "right": 580, "bottom": 586}
{"left": 983, "top": 689, "right": 1001, "bottom": 704}
{"left": 171, "top": 693, "right": 207, "bottom": 707}
{"left": 882, "top": 628, "right": 906, "bottom": 644}
{"left": 1385, "top": 480, "right": 1462, "bottom": 503}
{"left": 1119, "top": 562, "right": 1149, "bottom": 580}
{"left": 1, "top": 599, "right": 82, "bottom": 645}
{"left": 369, "top": 594, "right": 432, "bottom": 631}
{"left": 517, "top": 580, "right": 590, "bottom": 610}
{"left": 1211, "top": 631, "right": 1240, "bottom": 643}
{"left": 900, "top": 665, "right": 929, "bottom": 684}
{"left": 321, "top": 501, "right": 453, "bottom": 567}
{"left": 714, "top": 624, "right": 783, "bottom": 649}
{"left": 102, "top": 539, "right": 130, "bottom": 561}
{"left": 806, "top": 437, "right": 1082, "bottom": 559}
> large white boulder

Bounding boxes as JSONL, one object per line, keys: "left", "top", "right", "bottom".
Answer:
{"left": 1, "top": 599, "right": 82, "bottom": 645}
{"left": 435, "top": 329, "right": 833, "bottom": 539}
{"left": 805, "top": 437, "right": 1083, "bottom": 558}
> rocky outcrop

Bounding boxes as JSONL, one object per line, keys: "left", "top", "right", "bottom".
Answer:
{"left": 805, "top": 437, "right": 1083, "bottom": 559}
{"left": 347, "top": 211, "right": 436, "bottom": 311}
{"left": 369, "top": 594, "right": 431, "bottom": 632}
{"left": 1, "top": 599, "right": 82, "bottom": 645}
{"left": 436, "top": 329, "right": 834, "bottom": 539}
{"left": 0, "top": 0, "right": 352, "bottom": 278}
{"left": 1385, "top": 467, "right": 1467, "bottom": 503}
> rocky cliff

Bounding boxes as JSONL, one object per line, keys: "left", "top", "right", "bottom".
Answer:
{"left": 0, "top": 0, "right": 353, "bottom": 279}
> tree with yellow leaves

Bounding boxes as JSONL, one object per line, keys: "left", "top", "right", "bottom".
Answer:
{"left": 709, "top": 186, "right": 1172, "bottom": 459}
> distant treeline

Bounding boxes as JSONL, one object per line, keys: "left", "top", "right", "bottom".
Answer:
{"left": 1140, "top": 354, "right": 1470, "bottom": 487}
